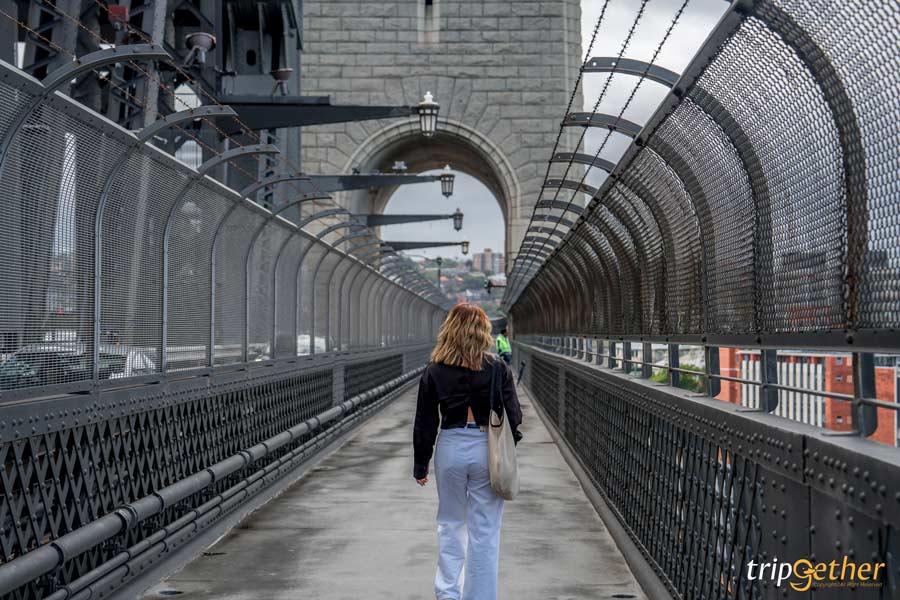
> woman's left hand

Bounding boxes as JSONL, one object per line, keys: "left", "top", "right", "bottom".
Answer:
{"left": 416, "top": 476, "right": 428, "bottom": 486}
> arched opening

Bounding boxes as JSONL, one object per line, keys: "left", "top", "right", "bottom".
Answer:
{"left": 340, "top": 118, "right": 520, "bottom": 260}
{"left": 381, "top": 169, "right": 505, "bottom": 318}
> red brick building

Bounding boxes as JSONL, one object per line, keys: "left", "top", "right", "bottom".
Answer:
{"left": 715, "top": 348, "right": 898, "bottom": 447}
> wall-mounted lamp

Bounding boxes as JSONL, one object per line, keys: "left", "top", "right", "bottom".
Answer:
{"left": 440, "top": 164, "right": 455, "bottom": 197}
{"left": 418, "top": 91, "right": 439, "bottom": 137}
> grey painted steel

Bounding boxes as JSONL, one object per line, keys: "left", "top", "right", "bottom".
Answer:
{"left": 218, "top": 96, "right": 418, "bottom": 133}
{"left": 542, "top": 179, "right": 597, "bottom": 197}
{"left": 0, "top": 44, "right": 171, "bottom": 170}
{"left": 0, "top": 365, "right": 424, "bottom": 596}
{"left": 359, "top": 213, "right": 458, "bottom": 227}
{"left": 550, "top": 152, "right": 617, "bottom": 171}
{"left": 316, "top": 220, "right": 365, "bottom": 240}
{"left": 0, "top": 52, "right": 447, "bottom": 599}
{"left": 517, "top": 342, "right": 900, "bottom": 599}
{"left": 582, "top": 56, "right": 680, "bottom": 88}
{"left": 382, "top": 241, "right": 465, "bottom": 251}
{"left": 562, "top": 113, "right": 642, "bottom": 137}
{"left": 162, "top": 143, "right": 281, "bottom": 370}
{"left": 307, "top": 173, "right": 440, "bottom": 192}
{"left": 240, "top": 173, "right": 323, "bottom": 200}
{"left": 96, "top": 104, "right": 238, "bottom": 377}
{"left": 331, "top": 230, "right": 373, "bottom": 251}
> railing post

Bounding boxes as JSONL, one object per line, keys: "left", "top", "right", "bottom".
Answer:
{"left": 853, "top": 351, "right": 878, "bottom": 437}
{"left": 668, "top": 343, "right": 680, "bottom": 388}
{"left": 594, "top": 337, "right": 603, "bottom": 365}
{"left": 642, "top": 342, "right": 653, "bottom": 379}
{"left": 706, "top": 345, "right": 721, "bottom": 397}
{"left": 557, "top": 358, "right": 568, "bottom": 436}
{"left": 608, "top": 340, "right": 616, "bottom": 369}
{"left": 622, "top": 341, "right": 632, "bottom": 375}
{"left": 760, "top": 348, "right": 779, "bottom": 412}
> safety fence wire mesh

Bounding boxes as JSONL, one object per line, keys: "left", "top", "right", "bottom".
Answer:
{"left": 521, "top": 345, "right": 900, "bottom": 600}
{"left": 0, "top": 48, "right": 444, "bottom": 598}
{"left": 507, "top": 0, "right": 900, "bottom": 340}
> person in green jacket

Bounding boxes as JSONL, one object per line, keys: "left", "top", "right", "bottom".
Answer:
{"left": 496, "top": 328, "right": 511, "bottom": 364}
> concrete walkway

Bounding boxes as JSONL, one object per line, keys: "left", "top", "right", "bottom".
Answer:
{"left": 142, "top": 385, "right": 646, "bottom": 600}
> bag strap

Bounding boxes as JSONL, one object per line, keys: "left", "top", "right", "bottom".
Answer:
{"left": 488, "top": 358, "right": 504, "bottom": 427}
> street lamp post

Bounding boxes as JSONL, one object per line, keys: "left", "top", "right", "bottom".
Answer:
{"left": 436, "top": 256, "right": 443, "bottom": 291}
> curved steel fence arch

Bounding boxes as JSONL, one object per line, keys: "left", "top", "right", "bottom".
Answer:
{"left": 508, "top": 0, "right": 900, "bottom": 348}
{"left": 509, "top": 2, "right": 900, "bottom": 598}
{"left": 0, "top": 53, "right": 445, "bottom": 598}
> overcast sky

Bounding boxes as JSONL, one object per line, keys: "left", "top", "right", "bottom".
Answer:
{"left": 385, "top": 0, "right": 727, "bottom": 260}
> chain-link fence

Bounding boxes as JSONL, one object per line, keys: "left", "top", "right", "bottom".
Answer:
{"left": 0, "top": 58, "right": 445, "bottom": 400}
{"left": 508, "top": 0, "right": 900, "bottom": 347}
{"left": 0, "top": 53, "right": 444, "bottom": 598}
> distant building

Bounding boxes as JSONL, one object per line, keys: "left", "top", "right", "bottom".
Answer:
{"left": 472, "top": 249, "right": 504, "bottom": 274}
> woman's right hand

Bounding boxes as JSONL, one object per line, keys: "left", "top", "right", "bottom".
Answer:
{"left": 416, "top": 476, "right": 428, "bottom": 486}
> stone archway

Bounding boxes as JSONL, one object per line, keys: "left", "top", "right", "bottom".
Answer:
{"left": 340, "top": 118, "right": 521, "bottom": 258}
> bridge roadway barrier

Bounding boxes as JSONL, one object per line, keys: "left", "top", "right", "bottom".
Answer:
{"left": 0, "top": 349, "right": 432, "bottom": 600}
{"left": 515, "top": 342, "right": 900, "bottom": 599}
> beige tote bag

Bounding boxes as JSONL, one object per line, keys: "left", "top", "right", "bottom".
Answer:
{"left": 488, "top": 359, "right": 519, "bottom": 500}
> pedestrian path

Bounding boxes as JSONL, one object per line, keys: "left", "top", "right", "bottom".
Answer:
{"left": 142, "top": 384, "right": 647, "bottom": 600}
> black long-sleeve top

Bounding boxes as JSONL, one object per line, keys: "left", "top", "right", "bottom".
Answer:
{"left": 413, "top": 355, "right": 523, "bottom": 479}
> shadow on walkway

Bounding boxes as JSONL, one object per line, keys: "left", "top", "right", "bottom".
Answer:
{"left": 143, "top": 385, "right": 646, "bottom": 600}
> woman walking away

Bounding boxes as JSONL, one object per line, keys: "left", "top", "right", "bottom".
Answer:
{"left": 413, "top": 303, "right": 523, "bottom": 600}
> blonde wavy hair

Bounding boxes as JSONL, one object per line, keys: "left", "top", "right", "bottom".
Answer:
{"left": 431, "top": 303, "right": 493, "bottom": 371}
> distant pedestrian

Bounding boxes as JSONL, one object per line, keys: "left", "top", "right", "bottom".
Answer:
{"left": 413, "top": 303, "right": 523, "bottom": 600}
{"left": 495, "top": 328, "right": 511, "bottom": 365}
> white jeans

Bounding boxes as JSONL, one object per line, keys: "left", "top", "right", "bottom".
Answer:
{"left": 434, "top": 427, "right": 504, "bottom": 600}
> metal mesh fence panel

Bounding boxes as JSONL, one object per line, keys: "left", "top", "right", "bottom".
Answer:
{"left": 622, "top": 151, "right": 703, "bottom": 334}
{"left": 606, "top": 183, "right": 666, "bottom": 334}
{"left": 248, "top": 222, "right": 292, "bottom": 361}
{"left": 297, "top": 244, "right": 326, "bottom": 355}
{"left": 166, "top": 182, "right": 232, "bottom": 371}
{"left": 531, "top": 356, "right": 559, "bottom": 426}
{"left": 654, "top": 99, "right": 755, "bottom": 333}
{"left": 0, "top": 93, "right": 123, "bottom": 391}
{"left": 274, "top": 235, "right": 307, "bottom": 358}
{"left": 696, "top": 16, "right": 845, "bottom": 333}
{"left": 213, "top": 205, "right": 264, "bottom": 365}
{"left": 766, "top": 0, "right": 900, "bottom": 329}
{"left": 329, "top": 260, "right": 354, "bottom": 350}
{"left": 101, "top": 152, "right": 189, "bottom": 372}
{"left": 511, "top": 1, "right": 900, "bottom": 345}
{"left": 315, "top": 253, "right": 340, "bottom": 352}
